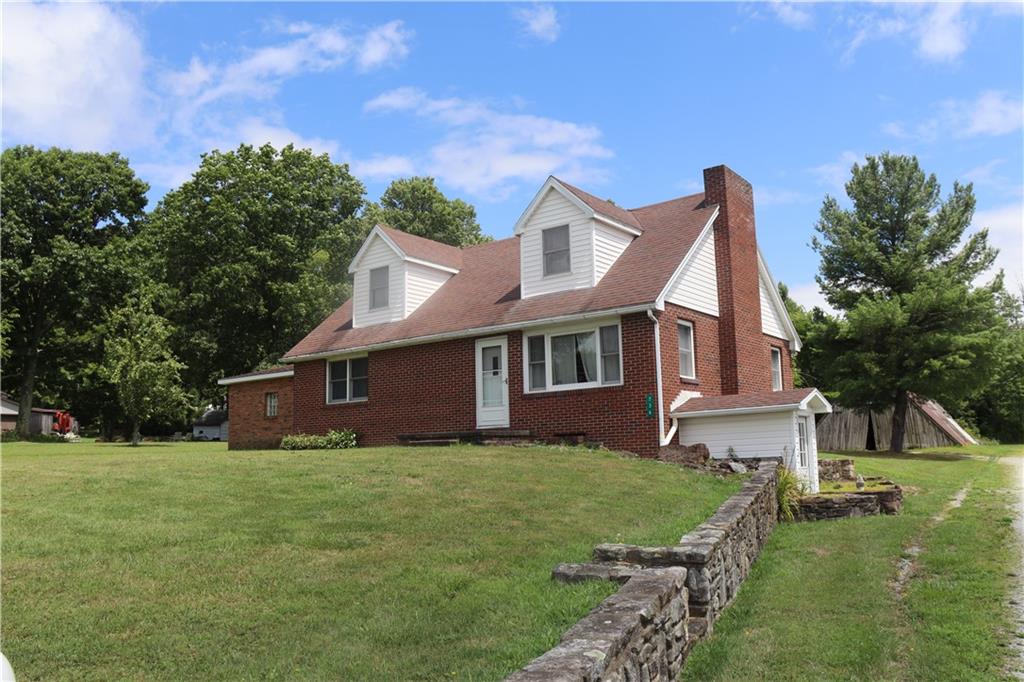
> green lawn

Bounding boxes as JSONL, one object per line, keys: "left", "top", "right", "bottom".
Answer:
{"left": 683, "top": 445, "right": 1022, "bottom": 681}
{"left": 0, "top": 440, "right": 740, "bottom": 681}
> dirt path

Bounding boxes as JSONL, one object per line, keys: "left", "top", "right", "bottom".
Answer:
{"left": 1005, "top": 456, "right": 1024, "bottom": 680}
{"left": 892, "top": 484, "right": 971, "bottom": 599}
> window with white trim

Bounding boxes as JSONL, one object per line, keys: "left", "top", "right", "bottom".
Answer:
{"left": 525, "top": 322, "right": 622, "bottom": 392}
{"left": 265, "top": 392, "right": 278, "bottom": 417}
{"left": 677, "top": 321, "right": 695, "bottom": 379}
{"left": 542, "top": 225, "right": 571, "bottom": 276}
{"left": 328, "top": 357, "right": 369, "bottom": 403}
{"left": 771, "top": 347, "right": 783, "bottom": 391}
{"left": 369, "top": 266, "right": 389, "bottom": 310}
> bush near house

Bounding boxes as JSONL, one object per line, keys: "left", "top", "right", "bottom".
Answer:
{"left": 280, "top": 429, "right": 358, "bottom": 450}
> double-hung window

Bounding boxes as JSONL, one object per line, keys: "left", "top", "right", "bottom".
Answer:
{"left": 265, "top": 392, "right": 278, "bottom": 417}
{"left": 678, "top": 321, "right": 695, "bottom": 379}
{"left": 770, "top": 347, "right": 783, "bottom": 391}
{"left": 526, "top": 323, "right": 622, "bottom": 391}
{"left": 542, "top": 225, "right": 571, "bottom": 276}
{"left": 369, "top": 266, "right": 389, "bottom": 310}
{"left": 328, "top": 357, "right": 369, "bottom": 403}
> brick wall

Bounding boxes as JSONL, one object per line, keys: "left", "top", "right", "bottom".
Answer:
{"left": 227, "top": 377, "right": 293, "bottom": 449}
{"left": 290, "top": 312, "right": 664, "bottom": 456}
{"left": 704, "top": 165, "right": 767, "bottom": 395}
{"left": 658, "top": 303, "right": 722, "bottom": 431}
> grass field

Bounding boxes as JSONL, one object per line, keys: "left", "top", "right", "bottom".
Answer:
{"left": 0, "top": 440, "right": 741, "bottom": 681}
{"left": 683, "top": 445, "right": 1023, "bottom": 681}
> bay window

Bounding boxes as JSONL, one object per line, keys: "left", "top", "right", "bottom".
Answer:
{"left": 328, "top": 356, "right": 369, "bottom": 403}
{"left": 525, "top": 322, "right": 622, "bottom": 392}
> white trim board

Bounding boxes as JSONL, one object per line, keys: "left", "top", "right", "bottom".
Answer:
{"left": 218, "top": 370, "right": 294, "bottom": 386}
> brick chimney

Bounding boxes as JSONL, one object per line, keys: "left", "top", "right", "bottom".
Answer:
{"left": 703, "top": 165, "right": 766, "bottom": 395}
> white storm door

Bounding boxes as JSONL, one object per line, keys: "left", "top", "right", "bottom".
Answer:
{"left": 476, "top": 337, "right": 509, "bottom": 428}
{"left": 796, "top": 415, "right": 812, "bottom": 487}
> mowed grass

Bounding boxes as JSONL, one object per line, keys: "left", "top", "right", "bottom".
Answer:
{"left": 683, "top": 445, "right": 1022, "bottom": 681}
{"left": 1, "top": 440, "right": 741, "bottom": 681}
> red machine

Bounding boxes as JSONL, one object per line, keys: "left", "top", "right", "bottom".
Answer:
{"left": 53, "top": 410, "right": 74, "bottom": 436}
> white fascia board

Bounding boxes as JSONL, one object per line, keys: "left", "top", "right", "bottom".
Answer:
{"left": 513, "top": 177, "right": 594, "bottom": 235}
{"left": 405, "top": 256, "right": 460, "bottom": 275}
{"left": 799, "top": 388, "right": 833, "bottom": 414}
{"left": 671, "top": 403, "right": 802, "bottom": 419}
{"left": 348, "top": 225, "right": 404, "bottom": 274}
{"left": 592, "top": 213, "right": 642, "bottom": 237}
{"left": 218, "top": 370, "right": 295, "bottom": 386}
{"left": 654, "top": 206, "right": 720, "bottom": 311}
{"left": 282, "top": 303, "right": 655, "bottom": 363}
{"left": 757, "top": 251, "right": 803, "bottom": 352}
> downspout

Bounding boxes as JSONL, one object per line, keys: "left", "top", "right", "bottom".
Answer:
{"left": 647, "top": 310, "right": 678, "bottom": 447}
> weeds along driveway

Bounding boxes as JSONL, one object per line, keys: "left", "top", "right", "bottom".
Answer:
{"left": 682, "top": 449, "right": 1019, "bottom": 681}
{"left": 0, "top": 440, "right": 741, "bottom": 681}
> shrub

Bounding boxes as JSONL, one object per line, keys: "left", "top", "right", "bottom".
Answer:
{"left": 281, "top": 430, "right": 357, "bottom": 451}
{"left": 776, "top": 467, "right": 805, "bottom": 522}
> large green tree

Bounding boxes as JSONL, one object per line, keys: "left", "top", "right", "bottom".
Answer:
{"left": 145, "top": 144, "right": 367, "bottom": 401}
{"left": 811, "top": 153, "right": 1005, "bottom": 452}
{"left": 1, "top": 146, "right": 149, "bottom": 436}
{"left": 363, "top": 176, "right": 489, "bottom": 246}
{"left": 103, "top": 293, "right": 190, "bottom": 446}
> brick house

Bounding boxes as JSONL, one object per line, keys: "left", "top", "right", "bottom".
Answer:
{"left": 220, "top": 165, "right": 831, "bottom": 490}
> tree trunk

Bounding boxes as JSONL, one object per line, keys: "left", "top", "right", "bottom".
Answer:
{"left": 130, "top": 419, "right": 141, "bottom": 447}
{"left": 15, "top": 347, "right": 39, "bottom": 438}
{"left": 890, "top": 390, "right": 909, "bottom": 454}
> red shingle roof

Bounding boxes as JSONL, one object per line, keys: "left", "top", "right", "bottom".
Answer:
{"left": 284, "top": 192, "right": 716, "bottom": 360}
{"left": 557, "top": 178, "right": 644, "bottom": 231}
{"left": 913, "top": 395, "right": 977, "bottom": 446}
{"left": 377, "top": 224, "right": 463, "bottom": 270}
{"left": 672, "top": 388, "right": 818, "bottom": 415}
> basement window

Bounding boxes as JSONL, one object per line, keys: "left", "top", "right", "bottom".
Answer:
{"left": 328, "top": 357, "right": 369, "bottom": 403}
{"left": 771, "top": 347, "right": 783, "bottom": 391}
{"left": 542, "top": 225, "right": 571, "bottom": 276}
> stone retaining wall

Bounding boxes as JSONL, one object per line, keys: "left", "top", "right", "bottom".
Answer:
{"left": 592, "top": 462, "right": 779, "bottom": 624}
{"left": 818, "top": 458, "right": 856, "bottom": 482}
{"left": 507, "top": 463, "right": 781, "bottom": 680}
{"left": 797, "top": 486, "right": 903, "bottom": 521}
{"left": 506, "top": 568, "right": 690, "bottom": 682}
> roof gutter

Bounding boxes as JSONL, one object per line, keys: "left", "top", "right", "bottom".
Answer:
{"left": 217, "top": 369, "right": 295, "bottom": 386}
{"left": 283, "top": 303, "right": 656, "bottom": 363}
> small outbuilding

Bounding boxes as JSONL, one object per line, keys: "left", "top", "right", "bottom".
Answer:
{"left": 193, "top": 408, "right": 229, "bottom": 441}
{"left": 1, "top": 393, "right": 18, "bottom": 431}
{"left": 672, "top": 388, "right": 833, "bottom": 493}
{"left": 815, "top": 394, "right": 978, "bottom": 452}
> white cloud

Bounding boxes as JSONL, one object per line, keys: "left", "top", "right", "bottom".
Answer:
{"left": 963, "top": 159, "right": 1005, "bottom": 186}
{"left": 842, "top": 3, "right": 970, "bottom": 64}
{"left": 811, "top": 151, "right": 862, "bottom": 193}
{"left": 755, "top": 186, "right": 813, "bottom": 206}
{"left": 1, "top": 3, "right": 152, "bottom": 151}
{"left": 364, "top": 88, "right": 613, "bottom": 198}
{"left": 233, "top": 117, "right": 339, "bottom": 156}
{"left": 882, "top": 91, "right": 1023, "bottom": 142}
{"left": 768, "top": 2, "right": 813, "bottom": 30}
{"left": 515, "top": 5, "right": 561, "bottom": 43}
{"left": 350, "top": 154, "right": 417, "bottom": 180}
{"left": 357, "top": 20, "right": 413, "bottom": 70}
{"left": 972, "top": 203, "right": 1024, "bottom": 290}
{"left": 787, "top": 281, "right": 835, "bottom": 314}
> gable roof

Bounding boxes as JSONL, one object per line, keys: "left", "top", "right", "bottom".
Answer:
{"left": 348, "top": 224, "right": 463, "bottom": 274}
{"left": 912, "top": 394, "right": 978, "bottom": 446}
{"left": 512, "top": 177, "right": 644, "bottom": 236}
{"left": 557, "top": 179, "right": 644, "bottom": 232}
{"left": 670, "top": 388, "right": 832, "bottom": 418}
{"left": 757, "top": 252, "right": 802, "bottom": 352}
{"left": 284, "top": 191, "right": 718, "bottom": 361}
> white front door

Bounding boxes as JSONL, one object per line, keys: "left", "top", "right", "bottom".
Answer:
{"left": 476, "top": 337, "right": 509, "bottom": 428}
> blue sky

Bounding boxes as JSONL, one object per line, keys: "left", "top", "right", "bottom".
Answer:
{"left": 3, "top": 2, "right": 1022, "bottom": 308}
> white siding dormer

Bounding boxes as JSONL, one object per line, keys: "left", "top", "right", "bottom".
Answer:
{"left": 352, "top": 235, "right": 405, "bottom": 328}
{"left": 664, "top": 226, "right": 719, "bottom": 316}
{"left": 515, "top": 180, "right": 638, "bottom": 299}
{"left": 405, "top": 262, "right": 450, "bottom": 316}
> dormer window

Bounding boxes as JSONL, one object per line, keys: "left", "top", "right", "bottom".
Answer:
{"left": 542, "top": 225, "right": 571, "bottom": 276}
{"left": 369, "top": 266, "right": 389, "bottom": 310}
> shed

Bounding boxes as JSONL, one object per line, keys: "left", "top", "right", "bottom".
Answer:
{"left": 816, "top": 394, "right": 978, "bottom": 452}
{"left": 1, "top": 393, "right": 18, "bottom": 431}
{"left": 193, "top": 408, "right": 229, "bottom": 441}
{"left": 672, "top": 388, "right": 833, "bottom": 493}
